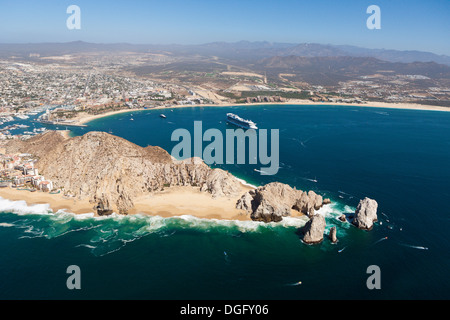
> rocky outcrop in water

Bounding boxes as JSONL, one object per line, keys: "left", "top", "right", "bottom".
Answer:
{"left": 352, "top": 197, "right": 378, "bottom": 230}
{"left": 302, "top": 214, "right": 326, "bottom": 244}
{"left": 236, "top": 182, "right": 328, "bottom": 222}
{"left": 329, "top": 226, "right": 338, "bottom": 243}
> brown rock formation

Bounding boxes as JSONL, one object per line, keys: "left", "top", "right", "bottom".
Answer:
{"left": 329, "top": 226, "right": 338, "bottom": 243}
{"left": 236, "top": 182, "right": 328, "bottom": 222}
{"left": 352, "top": 197, "right": 378, "bottom": 230}
{"left": 293, "top": 190, "right": 324, "bottom": 218}
{"left": 302, "top": 214, "right": 326, "bottom": 244}
{"left": 5, "top": 131, "right": 242, "bottom": 215}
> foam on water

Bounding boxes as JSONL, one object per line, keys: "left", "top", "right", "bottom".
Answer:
{"left": 315, "top": 202, "right": 354, "bottom": 238}
{"left": 0, "top": 222, "right": 15, "bottom": 227}
{"left": 0, "top": 196, "right": 52, "bottom": 215}
{"left": 235, "top": 177, "right": 258, "bottom": 189}
{"left": 0, "top": 192, "right": 357, "bottom": 256}
{"left": 0, "top": 196, "right": 332, "bottom": 256}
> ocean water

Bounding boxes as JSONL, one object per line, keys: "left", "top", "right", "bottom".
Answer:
{"left": 1, "top": 104, "right": 449, "bottom": 300}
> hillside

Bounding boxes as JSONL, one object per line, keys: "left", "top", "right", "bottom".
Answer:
{"left": 5, "top": 131, "right": 242, "bottom": 215}
{"left": 255, "top": 55, "right": 450, "bottom": 86}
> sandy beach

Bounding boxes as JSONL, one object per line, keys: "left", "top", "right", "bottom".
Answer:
{"left": 0, "top": 184, "right": 256, "bottom": 221}
{"left": 74, "top": 108, "right": 148, "bottom": 125}
{"left": 198, "top": 100, "right": 450, "bottom": 112}
{"left": 0, "top": 187, "right": 95, "bottom": 215}
{"left": 71, "top": 100, "right": 450, "bottom": 126}
{"left": 130, "top": 186, "right": 251, "bottom": 221}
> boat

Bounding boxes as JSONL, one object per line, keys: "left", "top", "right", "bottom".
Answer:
{"left": 160, "top": 114, "right": 167, "bottom": 119}
{"left": 226, "top": 113, "right": 258, "bottom": 130}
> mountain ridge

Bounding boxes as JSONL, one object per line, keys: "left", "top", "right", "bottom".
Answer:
{"left": 1, "top": 41, "right": 449, "bottom": 65}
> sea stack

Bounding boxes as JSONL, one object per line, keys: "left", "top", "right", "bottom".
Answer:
{"left": 329, "top": 226, "right": 338, "bottom": 243}
{"left": 302, "top": 214, "right": 326, "bottom": 244}
{"left": 352, "top": 197, "right": 378, "bottom": 230}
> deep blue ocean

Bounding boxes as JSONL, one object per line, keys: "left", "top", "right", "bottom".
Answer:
{"left": 1, "top": 104, "right": 449, "bottom": 300}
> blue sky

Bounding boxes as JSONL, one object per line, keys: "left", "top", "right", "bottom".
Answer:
{"left": 0, "top": 0, "right": 449, "bottom": 55}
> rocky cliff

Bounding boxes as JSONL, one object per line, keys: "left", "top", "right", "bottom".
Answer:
{"left": 302, "top": 214, "right": 326, "bottom": 244}
{"left": 352, "top": 197, "right": 378, "bottom": 230}
{"left": 6, "top": 131, "right": 242, "bottom": 215}
{"left": 236, "top": 182, "right": 329, "bottom": 222}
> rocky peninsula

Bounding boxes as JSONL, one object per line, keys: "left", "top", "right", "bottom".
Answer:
{"left": 4, "top": 131, "right": 246, "bottom": 215}
{"left": 1, "top": 131, "right": 379, "bottom": 243}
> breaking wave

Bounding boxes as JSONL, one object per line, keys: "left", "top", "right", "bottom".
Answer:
{"left": 0, "top": 195, "right": 353, "bottom": 256}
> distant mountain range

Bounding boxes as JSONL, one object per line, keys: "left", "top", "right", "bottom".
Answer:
{"left": 1, "top": 41, "right": 450, "bottom": 66}
{"left": 255, "top": 55, "right": 450, "bottom": 86}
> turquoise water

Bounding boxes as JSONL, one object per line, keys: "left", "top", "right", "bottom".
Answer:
{"left": 1, "top": 105, "right": 449, "bottom": 299}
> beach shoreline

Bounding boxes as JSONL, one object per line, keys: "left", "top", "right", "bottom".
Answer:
{"left": 75, "top": 108, "right": 148, "bottom": 125}
{"left": 0, "top": 184, "right": 255, "bottom": 221}
{"left": 72, "top": 100, "right": 450, "bottom": 126}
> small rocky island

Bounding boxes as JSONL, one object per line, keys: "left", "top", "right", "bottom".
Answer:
{"left": 3, "top": 131, "right": 379, "bottom": 245}
{"left": 352, "top": 197, "right": 379, "bottom": 230}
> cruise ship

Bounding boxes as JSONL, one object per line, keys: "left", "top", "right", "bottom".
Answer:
{"left": 226, "top": 113, "right": 258, "bottom": 130}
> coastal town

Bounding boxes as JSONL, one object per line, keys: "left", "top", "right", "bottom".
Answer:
{"left": 1, "top": 44, "right": 449, "bottom": 141}
{"left": 0, "top": 56, "right": 212, "bottom": 139}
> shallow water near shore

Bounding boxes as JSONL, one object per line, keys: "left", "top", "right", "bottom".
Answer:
{"left": 1, "top": 104, "right": 449, "bottom": 299}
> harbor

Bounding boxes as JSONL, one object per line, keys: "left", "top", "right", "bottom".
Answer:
{"left": 0, "top": 105, "right": 85, "bottom": 140}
